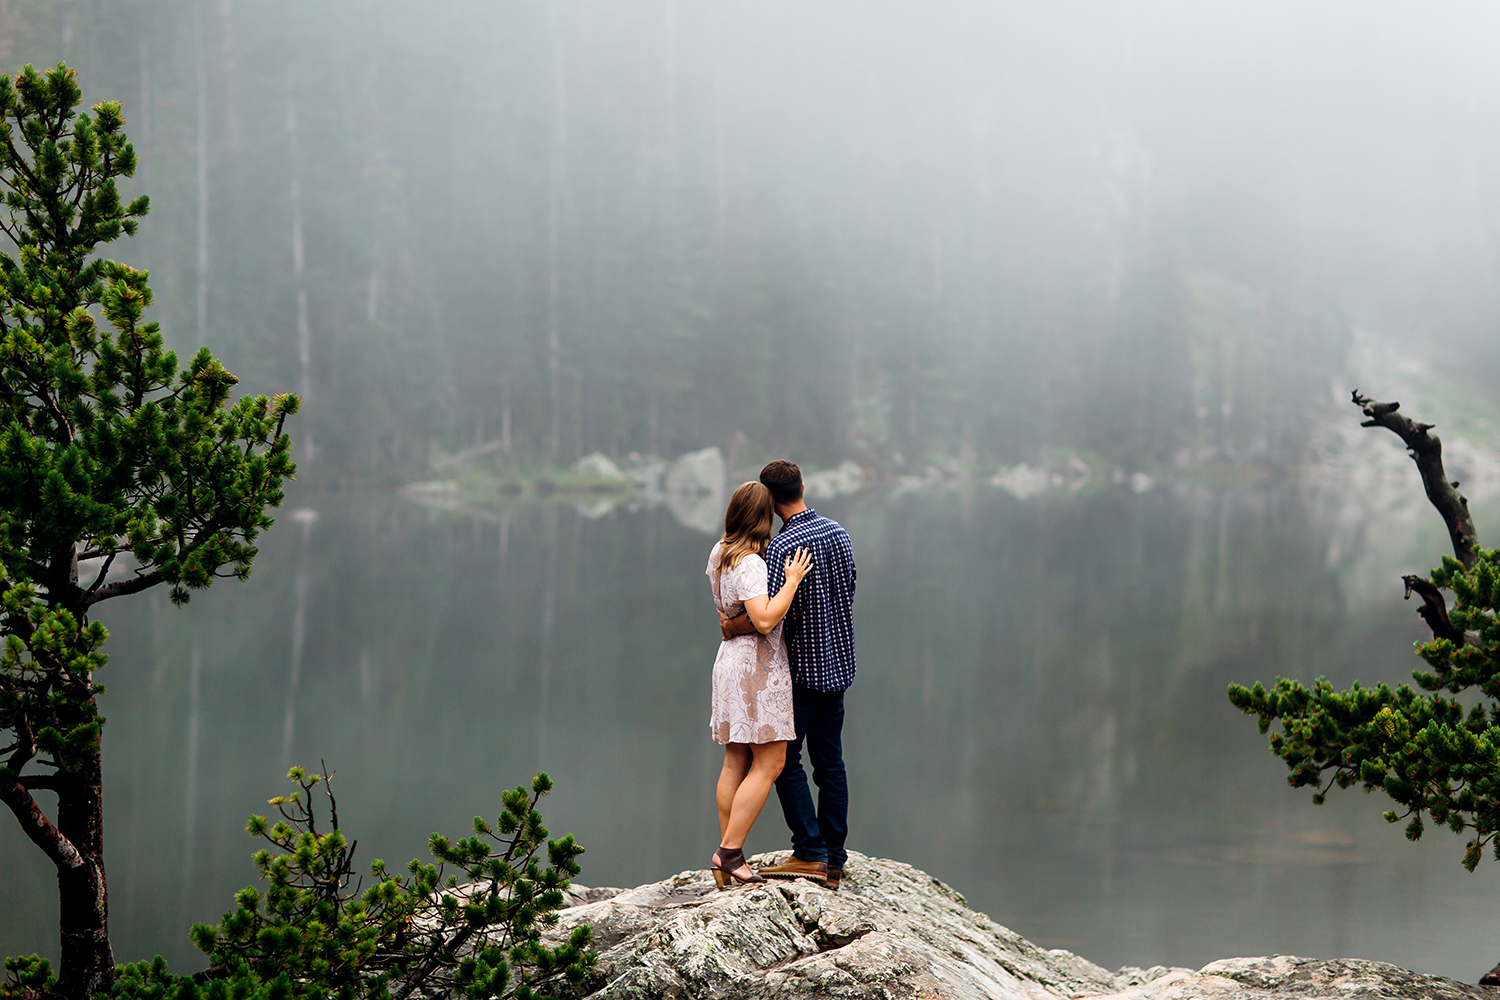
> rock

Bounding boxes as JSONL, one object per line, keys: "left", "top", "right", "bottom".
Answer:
{"left": 664, "top": 447, "right": 725, "bottom": 497}
{"left": 622, "top": 453, "right": 666, "bottom": 495}
{"left": 804, "top": 461, "right": 865, "bottom": 500}
{"left": 663, "top": 447, "right": 726, "bottom": 534}
{"left": 572, "top": 452, "right": 631, "bottom": 482}
{"left": 545, "top": 851, "right": 1492, "bottom": 999}
{"left": 400, "top": 480, "right": 467, "bottom": 510}
{"left": 1182, "top": 955, "right": 1494, "bottom": 998}
{"left": 992, "top": 462, "right": 1049, "bottom": 500}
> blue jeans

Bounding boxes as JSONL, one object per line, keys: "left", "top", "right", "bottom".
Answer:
{"left": 774, "top": 684, "right": 848, "bottom": 871}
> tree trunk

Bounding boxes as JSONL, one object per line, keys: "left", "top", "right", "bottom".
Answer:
{"left": 136, "top": 35, "right": 151, "bottom": 189}
{"left": 546, "top": 6, "right": 569, "bottom": 464}
{"left": 286, "top": 23, "right": 313, "bottom": 462}
{"left": 535, "top": 504, "right": 558, "bottom": 765}
{"left": 219, "top": 0, "right": 241, "bottom": 152}
{"left": 194, "top": 0, "right": 210, "bottom": 346}
{"left": 56, "top": 743, "right": 113, "bottom": 1000}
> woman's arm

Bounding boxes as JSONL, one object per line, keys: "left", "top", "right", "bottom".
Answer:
{"left": 743, "top": 547, "right": 812, "bottom": 634}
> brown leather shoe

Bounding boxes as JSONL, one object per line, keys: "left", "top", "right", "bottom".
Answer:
{"left": 758, "top": 857, "right": 829, "bottom": 883}
{"left": 825, "top": 868, "right": 842, "bottom": 891}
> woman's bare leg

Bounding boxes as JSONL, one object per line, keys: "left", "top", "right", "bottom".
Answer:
{"left": 716, "top": 743, "right": 752, "bottom": 844}
{"left": 718, "top": 741, "right": 787, "bottom": 878}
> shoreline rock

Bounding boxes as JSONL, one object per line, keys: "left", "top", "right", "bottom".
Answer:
{"left": 546, "top": 851, "right": 1491, "bottom": 999}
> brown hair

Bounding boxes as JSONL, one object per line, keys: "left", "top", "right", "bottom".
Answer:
{"left": 759, "top": 460, "right": 803, "bottom": 506}
{"left": 717, "top": 482, "right": 774, "bottom": 571}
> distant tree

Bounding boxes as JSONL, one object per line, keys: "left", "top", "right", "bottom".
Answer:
{"left": 1228, "top": 392, "right": 1500, "bottom": 878}
{"left": 0, "top": 63, "right": 297, "bottom": 1000}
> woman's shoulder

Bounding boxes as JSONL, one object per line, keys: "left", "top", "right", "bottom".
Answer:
{"left": 724, "top": 551, "right": 766, "bottom": 582}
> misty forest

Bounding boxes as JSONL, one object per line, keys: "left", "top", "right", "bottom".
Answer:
{"left": 7, "top": 0, "right": 1500, "bottom": 995}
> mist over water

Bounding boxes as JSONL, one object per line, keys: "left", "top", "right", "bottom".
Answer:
{"left": 6, "top": 1, "right": 1499, "bottom": 471}
{"left": 8, "top": 485, "right": 1500, "bottom": 979}
{"left": 5, "top": 0, "right": 1500, "bottom": 985}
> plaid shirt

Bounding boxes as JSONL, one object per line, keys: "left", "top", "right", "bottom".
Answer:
{"left": 766, "top": 508, "right": 857, "bottom": 692}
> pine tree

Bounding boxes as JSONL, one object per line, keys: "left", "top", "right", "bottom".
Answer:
{"left": 5, "top": 767, "right": 595, "bottom": 1000}
{"left": 1228, "top": 392, "right": 1500, "bottom": 874}
{"left": 0, "top": 63, "right": 296, "bottom": 1000}
{"left": 115, "top": 767, "right": 592, "bottom": 1000}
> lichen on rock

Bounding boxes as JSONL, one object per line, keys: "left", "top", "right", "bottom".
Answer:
{"left": 545, "top": 852, "right": 1492, "bottom": 999}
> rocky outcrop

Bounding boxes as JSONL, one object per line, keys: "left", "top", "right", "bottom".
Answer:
{"left": 803, "top": 461, "right": 866, "bottom": 501}
{"left": 572, "top": 453, "right": 632, "bottom": 483}
{"left": 547, "top": 851, "right": 1491, "bottom": 999}
{"left": 663, "top": 446, "right": 726, "bottom": 534}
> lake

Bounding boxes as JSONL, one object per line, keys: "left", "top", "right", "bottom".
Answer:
{"left": 3, "top": 473, "right": 1499, "bottom": 982}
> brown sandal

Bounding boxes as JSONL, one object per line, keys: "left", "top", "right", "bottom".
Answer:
{"left": 711, "top": 845, "right": 766, "bottom": 888}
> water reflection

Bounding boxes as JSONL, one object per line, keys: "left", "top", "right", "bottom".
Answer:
{"left": 2, "top": 481, "right": 1499, "bottom": 982}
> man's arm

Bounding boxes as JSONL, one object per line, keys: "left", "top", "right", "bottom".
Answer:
{"left": 720, "top": 610, "right": 756, "bottom": 641}
{"left": 835, "top": 530, "right": 856, "bottom": 596}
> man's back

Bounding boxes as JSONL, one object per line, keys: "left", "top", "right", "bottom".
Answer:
{"left": 766, "top": 508, "right": 856, "bottom": 693}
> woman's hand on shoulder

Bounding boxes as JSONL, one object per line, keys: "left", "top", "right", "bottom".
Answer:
{"left": 784, "top": 546, "right": 813, "bottom": 585}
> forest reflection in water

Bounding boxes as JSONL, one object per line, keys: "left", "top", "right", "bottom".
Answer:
{"left": 3, "top": 479, "right": 1500, "bottom": 981}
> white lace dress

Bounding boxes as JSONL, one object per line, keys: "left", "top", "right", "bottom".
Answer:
{"left": 706, "top": 542, "right": 796, "bottom": 745}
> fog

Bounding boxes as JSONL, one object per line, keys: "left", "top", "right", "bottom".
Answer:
{"left": 7, "top": 0, "right": 1500, "bottom": 982}
{"left": 6, "top": 1, "right": 1498, "bottom": 474}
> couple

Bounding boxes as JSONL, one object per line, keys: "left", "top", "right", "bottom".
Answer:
{"left": 705, "top": 460, "right": 856, "bottom": 890}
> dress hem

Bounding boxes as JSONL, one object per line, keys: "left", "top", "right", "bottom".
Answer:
{"left": 712, "top": 735, "right": 795, "bottom": 746}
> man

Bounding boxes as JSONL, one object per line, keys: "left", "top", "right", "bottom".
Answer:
{"left": 720, "top": 460, "right": 856, "bottom": 889}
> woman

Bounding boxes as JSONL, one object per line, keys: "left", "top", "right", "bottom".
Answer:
{"left": 706, "top": 481, "right": 812, "bottom": 887}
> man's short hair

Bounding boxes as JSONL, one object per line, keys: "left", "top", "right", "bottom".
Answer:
{"left": 759, "top": 460, "right": 804, "bottom": 506}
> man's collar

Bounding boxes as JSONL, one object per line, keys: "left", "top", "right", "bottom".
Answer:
{"left": 780, "top": 507, "right": 817, "bottom": 531}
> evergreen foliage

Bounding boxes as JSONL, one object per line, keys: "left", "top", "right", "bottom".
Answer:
{"left": 1229, "top": 398, "right": 1500, "bottom": 872}
{"left": 187, "top": 766, "right": 590, "bottom": 1000}
{"left": 2, "top": 767, "right": 595, "bottom": 1000}
{"left": 0, "top": 62, "right": 296, "bottom": 999}
{"left": 1230, "top": 550, "right": 1500, "bottom": 871}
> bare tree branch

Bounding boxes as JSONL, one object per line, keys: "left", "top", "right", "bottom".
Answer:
{"left": 83, "top": 551, "right": 116, "bottom": 598}
{"left": 6, "top": 717, "right": 37, "bottom": 777}
{"left": 1352, "top": 390, "right": 1481, "bottom": 568}
{"left": 1403, "top": 575, "right": 1467, "bottom": 646}
{"left": 0, "top": 776, "right": 85, "bottom": 870}
{"left": 84, "top": 568, "right": 163, "bottom": 607}
{"left": 19, "top": 773, "right": 61, "bottom": 791}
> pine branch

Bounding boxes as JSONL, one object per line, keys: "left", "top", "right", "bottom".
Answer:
{"left": 4, "top": 717, "right": 36, "bottom": 776}
{"left": 0, "top": 774, "right": 85, "bottom": 870}
{"left": 77, "top": 545, "right": 130, "bottom": 560}
{"left": 1352, "top": 390, "right": 1481, "bottom": 568}
{"left": 84, "top": 568, "right": 162, "bottom": 606}
{"left": 82, "top": 550, "right": 115, "bottom": 598}
{"left": 1, "top": 129, "right": 43, "bottom": 196}
{"left": 19, "top": 773, "right": 60, "bottom": 791}
{"left": 1402, "top": 575, "right": 1467, "bottom": 646}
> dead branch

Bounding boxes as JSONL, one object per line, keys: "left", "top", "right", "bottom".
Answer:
{"left": 1352, "top": 390, "right": 1480, "bottom": 569}
{"left": 1402, "top": 575, "right": 1466, "bottom": 647}
{"left": 430, "top": 437, "right": 507, "bottom": 471}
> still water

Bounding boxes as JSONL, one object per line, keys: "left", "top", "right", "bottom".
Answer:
{"left": 3, "top": 479, "right": 1499, "bottom": 981}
